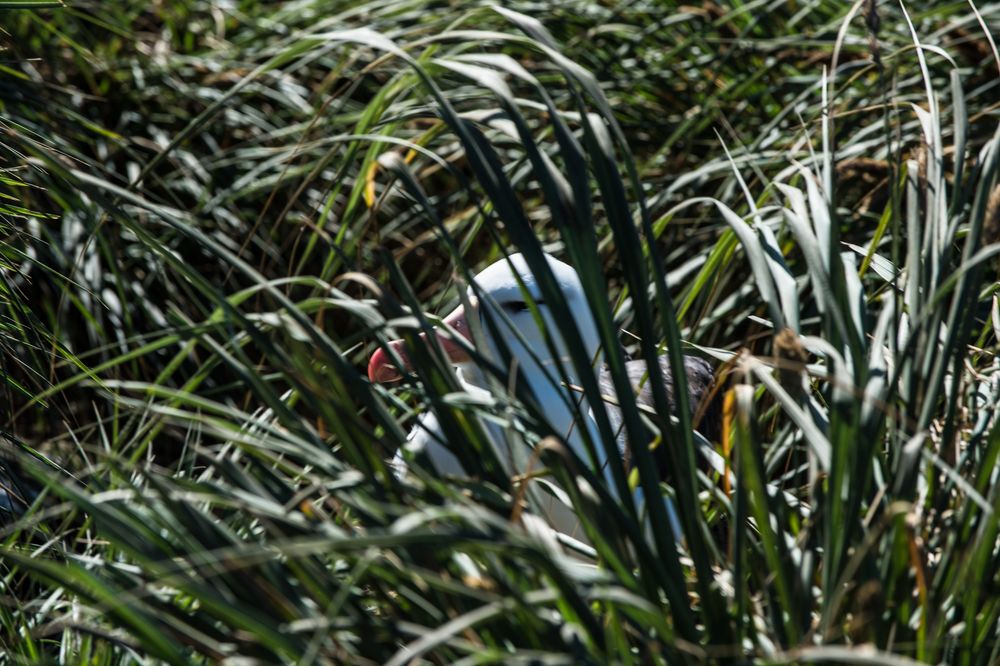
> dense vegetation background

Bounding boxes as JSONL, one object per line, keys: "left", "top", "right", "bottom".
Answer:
{"left": 1, "top": 0, "right": 999, "bottom": 662}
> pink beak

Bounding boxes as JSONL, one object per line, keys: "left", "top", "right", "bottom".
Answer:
{"left": 368, "top": 305, "right": 474, "bottom": 383}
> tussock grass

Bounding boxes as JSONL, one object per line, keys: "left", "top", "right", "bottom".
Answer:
{"left": 1, "top": 0, "right": 999, "bottom": 662}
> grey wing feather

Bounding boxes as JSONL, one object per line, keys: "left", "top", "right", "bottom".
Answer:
{"left": 597, "top": 355, "right": 720, "bottom": 469}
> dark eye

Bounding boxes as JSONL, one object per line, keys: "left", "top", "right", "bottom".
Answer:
{"left": 501, "top": 300, "right": 540, "bottom": 313}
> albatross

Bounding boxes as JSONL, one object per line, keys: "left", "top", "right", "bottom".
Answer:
{"left": 368, "top": 253, "right": 719, "bottom": 535}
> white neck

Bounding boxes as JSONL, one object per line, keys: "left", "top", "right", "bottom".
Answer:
{"left": 459, "top": 355, "right": 609, "bottom": 470}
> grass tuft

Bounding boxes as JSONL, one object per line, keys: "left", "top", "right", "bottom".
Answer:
{"left": 1, "top": 0, "right": 999, "bottom": 662}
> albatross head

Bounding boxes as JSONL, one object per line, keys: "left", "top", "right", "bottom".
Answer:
{"left": 368, "top": 253, "right": 603, "bottom": 395}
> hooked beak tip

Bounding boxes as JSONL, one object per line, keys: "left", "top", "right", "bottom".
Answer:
{"left": 368, "top": 347, "right": 404, "bottom": 383}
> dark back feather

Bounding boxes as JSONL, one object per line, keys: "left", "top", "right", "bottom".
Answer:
{"left": 598, "top": 355, "right": 721, "bottom": 477}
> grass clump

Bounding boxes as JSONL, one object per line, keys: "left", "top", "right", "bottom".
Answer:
{"left": 1, "top": 0, "right": 999, "bottom": 663}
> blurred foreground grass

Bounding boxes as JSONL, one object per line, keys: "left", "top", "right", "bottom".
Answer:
{"left": 1, "top": 0, "right": 1000, "bottom": 662}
